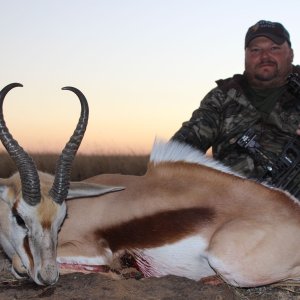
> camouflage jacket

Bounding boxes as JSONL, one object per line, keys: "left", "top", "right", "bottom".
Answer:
{"left": 172, "top": 65, "right": 300, "bottom": 181}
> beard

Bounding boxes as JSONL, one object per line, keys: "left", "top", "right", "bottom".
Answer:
{"left": 244, "top": 60, "right": 289, "bottom": 88}
{"left": 254, "top": 61, "right": 279, "bottom": 82}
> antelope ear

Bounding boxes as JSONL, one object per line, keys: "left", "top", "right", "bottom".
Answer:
{"left": 66, "top": 181, "right": 125, "bottom": 200}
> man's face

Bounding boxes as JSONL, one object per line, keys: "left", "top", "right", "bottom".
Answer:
{"left": 245, "top": 36, "right": 294, "bottom": 89}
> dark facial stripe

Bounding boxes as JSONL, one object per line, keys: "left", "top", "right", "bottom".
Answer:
{"left": 12, "top": 198, "right": 19, "bottom": 216}
{"left": 41, "top": 218, "right": 52, "bottom": 230}
{"left": 23, "top": 236, "right": 34, "bottom": 270}
{"left": 94, "top": 207, "right": 215, "bottom": 252}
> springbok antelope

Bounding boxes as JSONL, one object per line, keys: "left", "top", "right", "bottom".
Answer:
{"left": 0, "top": 83, "right": 123, "bottom": 285}
{"left": 56, "top": 139, "right": 300, "bottom": 288}
{"left": 1, "top": 86, "right": 300, "bottom": 288}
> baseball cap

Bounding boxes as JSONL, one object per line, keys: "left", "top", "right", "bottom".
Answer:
{"left": 245, "top": 20, "right": 291, "bottom": 48}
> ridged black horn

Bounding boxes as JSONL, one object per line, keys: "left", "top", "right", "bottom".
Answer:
{"left": 49, "top": 87, "right": 89, "bottom": 204}
{"left": 0, "top": 83, "right": 41, "bottom": 206}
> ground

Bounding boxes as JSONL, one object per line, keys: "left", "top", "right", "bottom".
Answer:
{"left": 1, "top": 251, "right": 300, "bottom": 299}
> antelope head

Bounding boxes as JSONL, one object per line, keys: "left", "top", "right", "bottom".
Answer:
{"left": 0, "top": 83, "right": 90, "bottom": 285}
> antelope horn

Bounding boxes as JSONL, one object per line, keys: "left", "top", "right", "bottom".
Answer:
{"left": 49, "top": 86, "right": 89, "bottom": 204}
{"left": 0, "top": 83, "right": 41, "bottom": 206}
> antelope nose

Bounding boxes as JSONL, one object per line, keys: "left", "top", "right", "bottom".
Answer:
{"left": 37, "top": 269, "right": 59, "bottom": 286}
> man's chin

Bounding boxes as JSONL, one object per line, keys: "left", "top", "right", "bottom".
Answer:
{"left": 255, "top": 72, "right": 277, "bottom": 82}
{"left": 255, "top": 67, "right": 278, "bottom": 81}
{"left": 251, "top": 75, "right": 281, "bottom": 88}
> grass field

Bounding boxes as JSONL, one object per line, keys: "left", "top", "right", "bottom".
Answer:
{"left": 0, "top": 152, "right": 149, "bottom": 180}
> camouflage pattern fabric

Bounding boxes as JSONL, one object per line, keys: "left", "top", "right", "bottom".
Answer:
{"left": 172, "top": 65, "right": 300, "bottom": 182}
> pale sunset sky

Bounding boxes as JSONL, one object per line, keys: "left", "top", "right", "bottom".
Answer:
{"left": 1, "top": 1, "right": 300, "bottom": 154}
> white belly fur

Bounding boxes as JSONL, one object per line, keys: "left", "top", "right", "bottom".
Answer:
{"left": 132, "top": 235, "right": 215, "bottom": 280}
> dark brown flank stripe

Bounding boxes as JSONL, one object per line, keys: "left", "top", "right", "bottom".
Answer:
{"left": 94, "top": 207, "right": 215, "bottom": 252}
{"left": 23, "top": 236, "right": 34, "bottom": 270}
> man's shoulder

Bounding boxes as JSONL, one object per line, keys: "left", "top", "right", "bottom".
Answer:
{"left": 201, "top": 73, "right": 249, "bottom": 109}
{"left": 215, "top": 74, "right": 245, "bottom": 93}
{"left": 293, "top": 65, "right": 300, "bottom": 74}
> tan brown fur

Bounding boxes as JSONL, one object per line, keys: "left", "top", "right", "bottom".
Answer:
{"left": 35, "top": 173, "right": 59, "bottom": 229}
{"left": 3, "top": 145, "right": 300, "bottom": 287}
{"left": 58, "top": 160, "right": 300, "bottom": 287}
{"left": 38, "top": 197, "right": 58, "bottom": 230}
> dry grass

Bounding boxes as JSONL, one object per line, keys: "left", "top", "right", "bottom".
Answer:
{"left": 0, "top": 152, "right": 149, "bottom": 180}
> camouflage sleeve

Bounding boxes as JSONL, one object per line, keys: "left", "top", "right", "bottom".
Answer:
{"left": 171, "top": 87, "right": 226, "bottom": 153}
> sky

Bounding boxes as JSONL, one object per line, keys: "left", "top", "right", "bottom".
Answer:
{"left": 1, "top": 0, "right": 300, "bottom": 154}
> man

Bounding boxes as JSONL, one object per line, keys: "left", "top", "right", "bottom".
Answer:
{"left": 172, "top": 20, "right": 300, "bottom": 195}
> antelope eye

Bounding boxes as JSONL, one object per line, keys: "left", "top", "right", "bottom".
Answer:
{"left": 14, "top": 214, "right": 26, "bottom": 229}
